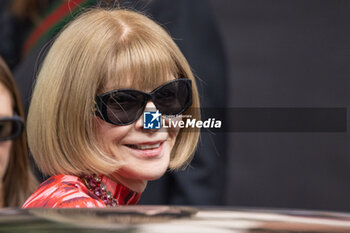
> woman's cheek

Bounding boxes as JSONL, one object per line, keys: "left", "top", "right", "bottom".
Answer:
{"left": 0, "top": 141, "right": 12, "bottom": 179}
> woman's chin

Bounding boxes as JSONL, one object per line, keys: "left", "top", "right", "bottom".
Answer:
{"left": 113, "top": 166, "right": 167, "bottom": 184}
{"left": 143, "top": 172, "right": 166, "bottom": 181}
{"left": 130, "top": 168, "right": 167, "bottom": 181}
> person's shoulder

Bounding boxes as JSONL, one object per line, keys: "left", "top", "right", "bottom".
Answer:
{"left": 22, "top": 175, "right": 105, "bottom": 208}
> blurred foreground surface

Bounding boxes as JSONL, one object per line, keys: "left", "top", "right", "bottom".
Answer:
{"left": 1, "top": 206, "right": 350, "bottom": 232}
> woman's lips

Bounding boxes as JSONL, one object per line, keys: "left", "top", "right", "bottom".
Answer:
{"left": 125, "top": 143, "right": 161, "bottom": 150}
{"left": 124, "top": 141, "right": 164, "bottom": 158}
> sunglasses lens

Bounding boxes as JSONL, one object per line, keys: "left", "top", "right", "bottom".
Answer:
{"left": 154, "top": 79, "right": 192, "bottom": 115}
{"left": 96, "top": 79, "right": 192, "bottom": 125}
{"left": 0, "top": 119, "right": 23, "bottom": 141}
{"left": 106, "top": 91, "right": 145, "bottom": 125}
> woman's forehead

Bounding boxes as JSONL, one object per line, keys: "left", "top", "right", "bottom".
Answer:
{"left": 0, "top": 82, "right": 13, "bottom": 117}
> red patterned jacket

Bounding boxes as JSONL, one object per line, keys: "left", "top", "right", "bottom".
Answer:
{"left": 22, "top": 175, "right": 141, "bottom": 208}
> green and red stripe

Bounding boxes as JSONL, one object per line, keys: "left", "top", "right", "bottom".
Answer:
{"left": 22, "top": 0, "right": 95, "bottom": 56}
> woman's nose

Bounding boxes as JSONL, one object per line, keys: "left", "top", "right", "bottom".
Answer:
{"left": 144, "top": 101, "right": 157, "bottom": 112}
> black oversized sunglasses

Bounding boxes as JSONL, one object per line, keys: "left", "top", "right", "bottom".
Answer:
{"left": 95, "top": 78, "right": 192, "bottom": 125}
{"left": 0, "top": 115, "right": 24, "bottom": 141}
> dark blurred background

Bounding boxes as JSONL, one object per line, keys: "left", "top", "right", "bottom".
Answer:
{"left": 210, "top": 0, "right": 350, "bottom": 212}
{"left": 1, "top": 0, "right": 350, "bottom": 212}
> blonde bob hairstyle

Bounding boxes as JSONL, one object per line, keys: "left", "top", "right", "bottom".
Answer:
{"left": 27, "top": 8, "right": 200, "bottom": 176}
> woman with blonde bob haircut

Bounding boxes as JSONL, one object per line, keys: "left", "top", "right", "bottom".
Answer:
{"left": 23, "top": 8, "right": 200, "bottom": 208}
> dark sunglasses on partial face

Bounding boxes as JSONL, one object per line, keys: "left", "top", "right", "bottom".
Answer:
{"left": 0, "top": 115, "right": 24, "bottom": 141}
{"left": 95, "top": 78, "right": 192, "bottom": 125}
